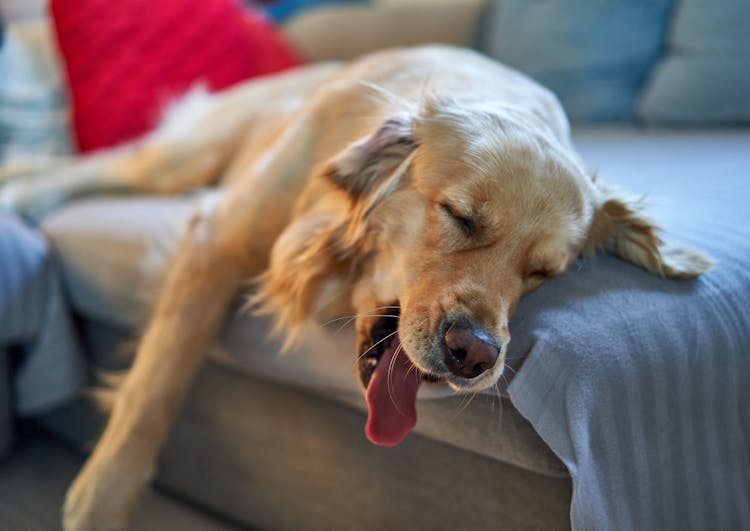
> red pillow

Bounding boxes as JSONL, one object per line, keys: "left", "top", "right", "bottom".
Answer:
{"left": 50, "top": 0, "right": 302, "bottom": 152}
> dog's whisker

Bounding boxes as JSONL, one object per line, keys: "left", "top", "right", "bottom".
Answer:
{"left": 453, "top": 392, "right": 470, "bottom": 413}
{"left": 322, "top": 315, "right": 358, "bottom": 327}
{"left": 450, "top": 391, "right": 478, "bottom": 422}
{"left": 494, "top": 384, "right": 505, "bottom": 423}
{"left": 501, "top": 376, "right": 512, "bottom": 389}
{"left": 329, "top": 305, "right": 401, "bottom": 335}
{"left": 334, "top": 316, "right": 358, "bottom": 336}
{"left": 332, "top": 304, "right": 400, "bottom": 321}
{"left": 323, "top": 313, "right": 399, "bottom": 327}
{"left": 499, "top": 363, "right": 515, "bottom": 402}
{"left": 355, "top": 328, "right": 400, "bottom": 363}
{"left": 394, "top": 342, "right": 405, "bottom": 359}
{"left": 386, "top": 342, "right": 407, "bottom": 415}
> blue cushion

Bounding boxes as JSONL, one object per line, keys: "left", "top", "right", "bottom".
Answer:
{"left": 0, "top": 214, "right": 86, "bottom": 415}
{"left": 477, "top": 0, "right": 672, "bottom": 122}
{"left": 638, "top": 0, "right": 750, "bottom": 124}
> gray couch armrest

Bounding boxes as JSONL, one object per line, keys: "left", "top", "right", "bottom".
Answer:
{"left": 283, "top": 1, "right": 484, "bottom": 61}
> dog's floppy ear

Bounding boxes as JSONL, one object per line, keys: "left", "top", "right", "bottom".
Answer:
{"left": 587, "top": 183, "right": 713, "bottom": 278}
{"left": 253, "top": 117, "right": 418, "bottom": 342}
{"left": 324, "top": 115, "right": 417, "bottom": 204}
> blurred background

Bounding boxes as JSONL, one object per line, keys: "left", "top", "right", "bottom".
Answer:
{"left": 2, "top": 0, "right": 747, "bottom": 167}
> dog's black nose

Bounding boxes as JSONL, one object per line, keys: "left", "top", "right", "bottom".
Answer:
{"left": 443, "top": 320, "right": 500, "bottom": 379}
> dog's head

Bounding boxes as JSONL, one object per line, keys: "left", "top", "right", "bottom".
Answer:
{"left": 256, "top": 98, "right": 711, "bottom": 445}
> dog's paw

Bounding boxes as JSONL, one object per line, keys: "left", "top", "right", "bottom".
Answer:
{"left": 62, "top": 451, "right": 146, "bottom": 531}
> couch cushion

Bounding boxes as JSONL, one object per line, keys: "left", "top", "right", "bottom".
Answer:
{"left": 41, "top": 194, "right": 567, "bottom": 479}
{"left": 477, "top": 0, "right": 672, "bottom": 122}
{"left": 43, "top": 194, "right": 197, "bottom": 327}
{"left": 42, "top": 193, "right": 496, "bottom": 401}
{"left": 281, "top": 1, "right": 483, "bottom": 62}
{"left": 637, "top": 0, "right": 750, "bottom": 124}
{"left": 40, "top": 194, "right": 477, "bottom": 406}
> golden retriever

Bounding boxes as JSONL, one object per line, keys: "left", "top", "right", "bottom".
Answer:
{"left": 4, "top": 46, "right": 709, "bottom": 530}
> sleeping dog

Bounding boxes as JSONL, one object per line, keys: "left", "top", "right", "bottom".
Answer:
{"left": 3, "top": 46, "right": 711, "bottom": 530}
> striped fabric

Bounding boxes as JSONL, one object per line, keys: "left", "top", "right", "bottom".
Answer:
{"left": 507, "top": 129, "right": 750, "bottom": 530}
{"left": 0, "top": 214, "right": 85, "bottom": 415}
{"left": 0, "top": 21, "right": 73, "bottom": 163}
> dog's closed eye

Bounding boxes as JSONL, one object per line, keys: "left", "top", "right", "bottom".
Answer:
{"left": 440, "top": 202, "right": 476, "bottom": 237}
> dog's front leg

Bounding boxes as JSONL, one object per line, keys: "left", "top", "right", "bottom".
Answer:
{"left": 62, "top": 110, "right": 320, "bottom": 531}
{"left": 62, "top": 207, "right": 247, "bottom": 531}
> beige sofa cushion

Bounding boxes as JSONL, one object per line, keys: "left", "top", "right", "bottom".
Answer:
{"left": 41, "top": 193, "right": 566, "bottom": 478}
{"left": 283, "top": 1, "right": 484, "bottom": 61}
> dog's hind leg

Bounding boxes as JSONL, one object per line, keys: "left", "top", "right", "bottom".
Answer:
{"left": 61, "top": 101, "right": 325, "bottom": 530}
{"left": 0, "top": 63, "right": 340, "bottom": 220}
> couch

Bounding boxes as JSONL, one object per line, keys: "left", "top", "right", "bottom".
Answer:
{"left": 2, "top": 1, "right": 749, "bottom": 529}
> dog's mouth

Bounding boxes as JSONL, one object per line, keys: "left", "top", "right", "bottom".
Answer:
{"left": 357, "top": 305, "right": 441, "bottom": 446}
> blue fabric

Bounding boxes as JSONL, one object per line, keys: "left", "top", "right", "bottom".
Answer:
{"left": 0, "top": 214, "right": 85, "bottom": 415}
{"left": 478, "top": 0, "right": 673, "bottom": 122}
{"left": 638, "top": 0, "right": 750, "bottom": 124}
{"left": 261, "top": 0, "right": 368, "bottom": 23}
{"left": 507, "top": 129, "right": 750, "bottom": 530}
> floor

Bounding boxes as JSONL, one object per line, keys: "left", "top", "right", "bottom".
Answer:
{"left": 0, "top": 425, "right": 240, "bottom": 531}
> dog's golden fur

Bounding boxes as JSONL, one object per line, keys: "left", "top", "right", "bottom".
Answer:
{"left": 3, "top": 46, "right": 707, "bottom": 530}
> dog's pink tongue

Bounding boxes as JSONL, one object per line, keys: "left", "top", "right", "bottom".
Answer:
{"left": 365, "top": 336, "right": 422, "bottom": 446}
